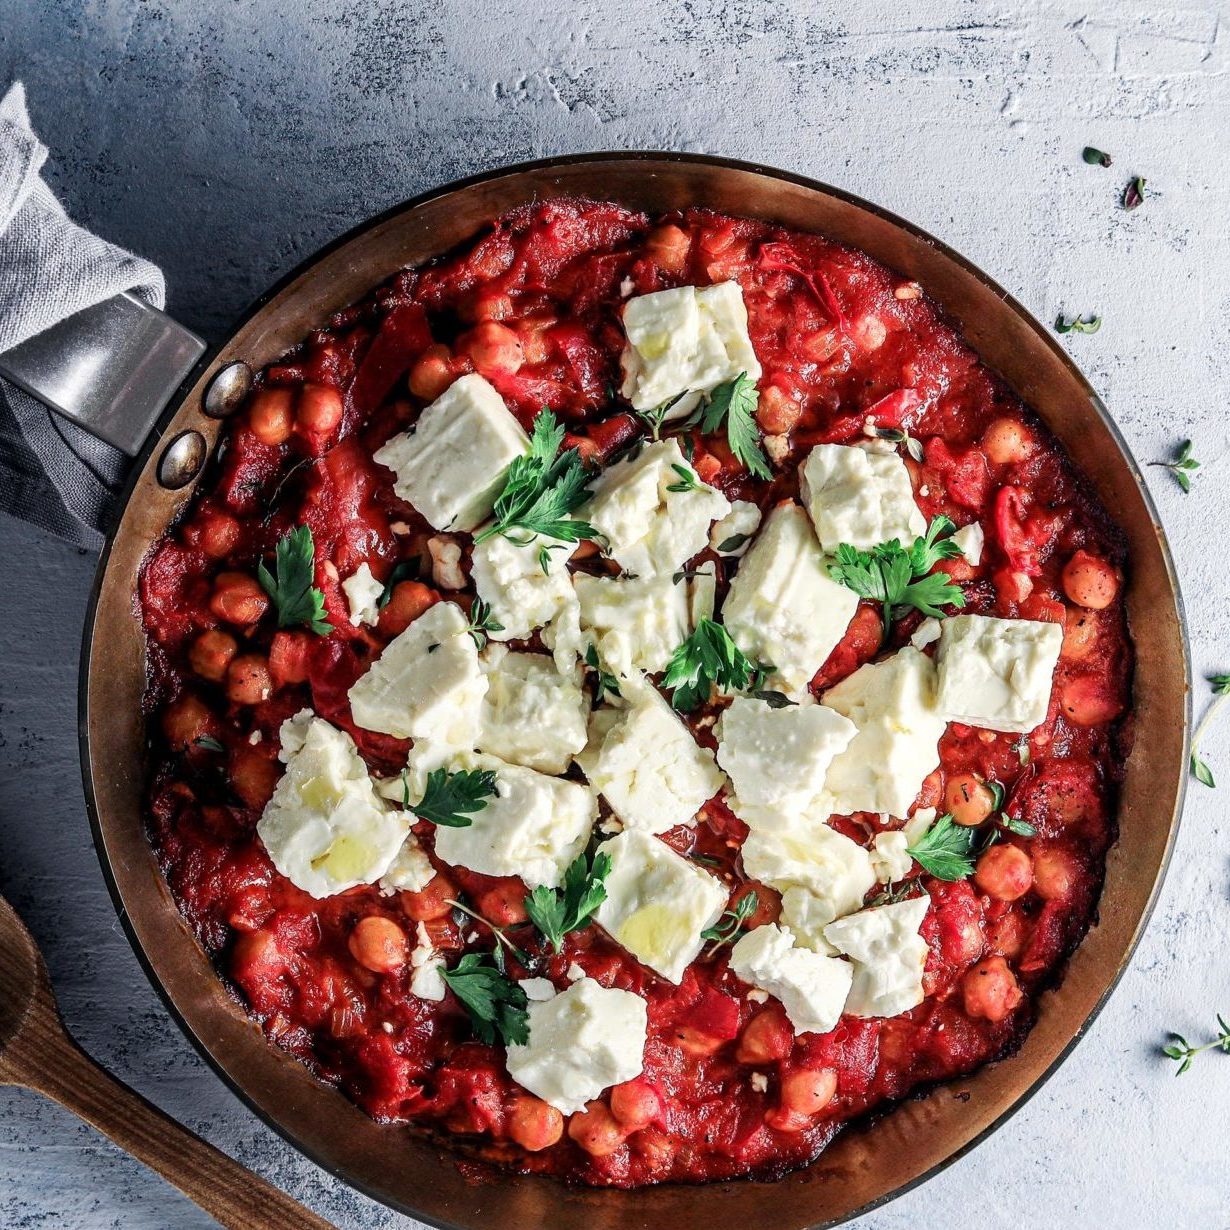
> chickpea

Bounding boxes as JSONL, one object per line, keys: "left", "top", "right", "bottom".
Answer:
{"left": 1062, "top": 605, "right": 1099, "bottom": 660}
{"left": 994, "top": 567, "right": 1033, "bottom": 605}
{"left": 402, "top": 873, "right": 457, "bottom": 922}
{"left": 248, "top": 387, "right": 295, "bottom": 446}
{"left": 268, "top": 630, "right": 312, "bottom": 687}
{"left": 610, "top": 1079, "right": 661, "bottom": 1131}
{"left": 988, "top": 911, "right": 1030, "bottom": 960}
{"left": 645, "top": 224, "right": 691, "bottom": 275}
{"left": 409, "top": 344, "right": 455, "bottom": 401}
{"left": 475, "top": 878, "right": 529, "bottom": 927}
{"left": 472, "top": 290, "right": 514, "bottom": 322}
{"left": 461, "top": 321, "right": 524, "bottom": 379}
{"left": 672, "top": 1025, "right": 725, "bottom": 1058}
{"left": 944, "top": 773, "right": 996, "bottom": 827}
{"left": 348, "top": 916, "right": 408, "bottom": 974}
{"left": 226, "top": 654, "right": 273, "bottom": 706}
{"left": 982, "top": 417, "right": 1035, "bottom": 466}
{"left": 506, "top": 1095, "right": 564, "bottom": 1152}
{"left": 229, "top": 746, "right": 279, "bottom": 809}
{"left": 757, "top": 384, "right": 802, "bottom": 435}
{"left": 378, "top": 581, "right": 438, "bottom": 638}
{"left": 567, "top": 1102, "right": 625, "bottom": 1157}
{"left": 188, "top": 628, "right": 238, "bottom": 682}
{"left": 629, "top": 1127, "right": 674, "bottom": 1170}
{"left": 850, "top": 314, "right": 887, "bottom": 352}
{"left": 778, "top": 1068, "right": 837, "bottom": 1118}
{"left": 209, "top": 571, "right": 269, "bottom": 625}
{"left": 162, "top": 693, "right": 216, "bottom": 750}
{"left": 736, "top": 1009, "right": 794, "bottom": 1065}
{"left": 1060, "top": 675, "right": 1123, "bottom": 727}
{"left": 962, "top": 955, "right": 1024, "bottom": 1023}
{"left": 1031, "top": 846, "right": 1078, "bottom": 900}
{"left": 974, "top": 844, "right": 1033, "bottom": 902}
{"left": 916, "top": 768, "right": 944, "bottom": 809}
{"left": 1062, "top": 550, "right": 1119, "bottom": 610}
{"left": 194, "top": 510, "right": 241, "bottom": 560}
{"left": 297, "top": 383, "right": 344, "bottom": 435}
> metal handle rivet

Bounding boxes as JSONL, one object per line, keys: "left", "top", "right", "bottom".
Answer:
{"left": 158, "top": 430, "right": 207, "bottom": 489}
{"left": 203, "top": 361, "right": 253, "bottom": 419}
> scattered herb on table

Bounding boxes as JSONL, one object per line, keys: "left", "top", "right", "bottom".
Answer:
{"left": 464, "top": 597, "right": 504, "bottom": 650}
{"left": 1148, "top": 439, "right": 1201, "bottom": 493}
{"left": 1122, "top": 176, "right": 1147, "bottom": 211}
{"left": 257, "top": 524, "right": 332, "bottom": 635}
{"left": 686, "top": 373, "right": 772, "bottom": 480}
{"left": 1082, "top": 146, "right": 1113, "bottom": 168}
{"left": 1190, "top": 674, "right": 1230, "bottom": 787}
{"left": 524, "top": 850, "right": 612, "bottom": 953}
{"left": 1055, "top": 313, "right": 1102, "bottom": 335}
{"left": 662, "top": 618, "right": 760, "bottom": 712}
{"left": 1162, "top": 1016, "right": 1230, "bottom": 1075}
{"left": 409, "top": 767, "right": 499, "bottom": 827}
{"left": 702, "top": 892, "right": 759, "bottom": 954}
{"left": 440, "top": 953, "right": 529, "bottom": 1046}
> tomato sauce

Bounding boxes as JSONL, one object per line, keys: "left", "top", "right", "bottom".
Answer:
{"left": 139, "top": 199, "right": 1132, "bottom": 1186}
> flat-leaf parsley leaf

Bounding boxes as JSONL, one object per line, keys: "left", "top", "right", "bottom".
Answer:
{"left": 440, "top": 953, "right": 529, "bottom": 1046}
{"left": 1148, "top": 439, "right": 1201, "bottom": 493}
{"left": 906, "top": 814, "right": 978, "bottom": 881}
{"left": 524, "top": 850, "right": 612, "bottom": 952}
{"left": 257, "top": 525, "right": 333, "bottom": 635}
{"left": 662, "top": 619, "right": 759, "bottom": 712}
{"left": 411, "top": 767, "right": 499, "bottom": 827}
{"left": 690, "top": 373, "right": 771, "bottom": 480}
{"left": 701, "top": 892, "right": 758, "bottom": 954}
{"left": 1190, "top": 673, "right": 1230, "bottom": 788}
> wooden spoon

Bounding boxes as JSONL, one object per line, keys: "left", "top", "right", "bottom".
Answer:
{"left": 0, "top": 894, "right": 335, "bottom": 1229}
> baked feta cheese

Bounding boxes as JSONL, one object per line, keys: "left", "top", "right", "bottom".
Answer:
{"left": 348, "top": 600, "right": 486, "bottom": 745}
{"left": 469, "top": 529, "right": 576, "bottom": 644}
{"left": 409, "top": 921, "right": 446, "bottom": 1001}
{"left": 689, "top": 560, "right": 717, "bottom": 626}
{"left": 342, "top": 562, "right": 383, "bottom": 627}
{"left": 505, "top": 978, "right": 647, "bottom": 1115}
{"left": 799, "top": 443, "right": 925, "bottom": 552}
{"left": 620, "top": 281, "right": 762, "bottom": 417}
{"left": 870, "top": 830, "right": 912, "bottom": 884}
{"left": 594, "top": 830, "right": 728, "bottom": 982}
{"left": 934, "top": 613, "right": 1063, "bottom": 734}
{"left": 574, "top": 571, "right": 690, "bottom": 678}
{"left": 582, "top": 439, "right": 730, "bottom": 578}
{"left": 728, "top": 924, "right": 853, "bottom": 1035}
{"left": 722, "top": 502, "right": 858, "bottom": 696}
{"left": 373, "top": 373, "right": 529, "bottom": 532}
{"left": 257, "top": 715, "right": 408, "bottom": 898}
{"left": 477, "top": 646, "right": 588, "bottom": 774}
{"left": 710, "top": 499, "right": 762, "bottom": 556}
{"left": 575, "top": 681, "right": 724, "bottom": 834}
{"left": 378, "top": 833, "right": 435, "bottom": 894}
{"left": 952, "top": 521, "right": 985, "bottom": 566}
{"left": 823, "top": 895, "right": 931, "bottom": 1019}
{"left": 822, "top": 648, "right": 947, "bottom": 817}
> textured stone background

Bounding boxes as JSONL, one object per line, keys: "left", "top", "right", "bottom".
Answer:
{"left": 2, "top": 1, "right": 1229, "bottom": 1226}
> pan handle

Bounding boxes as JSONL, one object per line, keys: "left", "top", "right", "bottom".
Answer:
{"left": 0, "top": 292, "right": 206, "bottom": 456}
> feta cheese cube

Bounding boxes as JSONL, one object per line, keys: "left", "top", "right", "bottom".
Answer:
{"left": 409, "top": 921, "right": 446, "bottom": 1001}
{"left": 348, "top": 600, "right": 486, "bottom": 745}
{"left": 594, "top": 830, "right": 728, "bottom": 982}
{"left": 574, "top": 572, "right": 690, "bottom": 678}
{"left": 710, "top": 499, "right": 762, "bottom": 556}
{"left": 582, "top": 439, "right": 730, "bottom": 578}
{"left": 870, "top": 831, "right": 912, "bottom": 884}
{"left": 469, "top": 529, "right": 576, "bottom": 643}
{"left": 728, "top": 924, "right": 853, "bottom": 1035}
{"left": 378, "top": 834, "right": 435, "bottom": 894}
{"left": 934, "top": 614, "right": 1063, "bottom": 734}
{"left": 620, "top": 281, "right": 762, "bottom": 416}
{"left": 505, "top": 978, "right": 647, "bottom": 1115}
{"left": 822, "top": 648, "right": 947, "bottom": 817}
{"left": 910, "top": 617, "right": 942, "bottom": 649}
{"left": 823, "top": 895, "right": 931, "bottom": 1019}
{"left": 373, "top": 373, "right": 529, "bottom": 532}
{"left": 799, "top": 443, "right": 925, "bottom": 552}
{"left": 477, "top": 646, "right": 588, "bottom": 774}
{"left": 952, "top": 521, "right": 984, "bottom": 566}
{"left": 342, "top": 562, "right": 384, "bottom": 627}
{"left": 257, "top": 715, "right": 408, "bottom": 898}
{"left": 576, "top": 681, "right": 724, "bottom": 834}
{"left": 722, "top": 503, "right": 858, "bottom": 696}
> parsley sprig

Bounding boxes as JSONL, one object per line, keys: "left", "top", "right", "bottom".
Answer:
{"left": 440, "top": 953, "right": 529, "bottom": 1046}
{"left": 1190, "top": 673, "right": 1230, "bottom": 788}
{"left": 1162, "top": 1016, "right": 1230, "bottom": 1075}
{"left": 257, "top": 525, "right": 332, "bottom": 635}
{"left": 701, "top": 892, "right": 758, "bottom": 954}
{"left": 666, "top": 462, "right": 702, "bottom": 493}
{"left": 1055, "top": 313, "right": 1102, "bottom": 335}
{"left": 524, "top": 850, "right": 612, "bottom": 953}
{"left": 906, "top": 814, "right": 979, "bottom": 881}
{"left": 472, "top": 410, "right": 600, "bottom": 545}
{"left": 1148, "top": 439, "right": 1201, "bottom": 494}
{"left": 686, "top": 373, "right": 771, "bottom": 480}
{"left": 828, "top": 516, "right": 966, "bottom": 632}
{"left": 445, "top": 897, "right": 529, "bottom": 972}
{"left": 465, "top": 598, "right": 504, "bottom": 650}
{"left": 584, "top": 644, "right": 621, "bottom": 706}
{"left": 662, "top": 618, "right": 760, "bottom": 712}
{"left": 407, "top": 767, "right": 499, "bottom": 827}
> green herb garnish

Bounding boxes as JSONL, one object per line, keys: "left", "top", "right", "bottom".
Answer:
{"left": 257, "top": 524, "right": 332, "bottom": 635}
{"left": 635, "top": 395, "right": 684, "bottom": 441}
{"left": 1055, "top": 313, "right": 1102, "bottom": 335}
{"left": 665, "top": 462, "right": 702, "bottom": 494}
{"left": 1122, "top": 176, "right": 1147, "bottom": 211}
{"left": 192, "top": 736, "right": 225, "bottom": 753}
{"left": 662, "top": 618, "right": 759, "bottom": 712}
{"left": 1162, "top": 1016, "right": 1230, "bottom": 1075}
{"left": 1148, "top": 439, "right": 1201, "bottom": 493}
{"left": 524, "top": 850, "right": 612, "bottom": 953}
{"left": 412, "top": 767, "right": 499, "bottom": 827}
{"left": 1082, "top": 146, "right": 1113, "bottom": 167}
{"left": 376, "top": 558, "right": 421, "bottom": 609}
{"left": 1191, "top": 674, "right": 1230, "bottom": 788}
{"left": 444, "top": 897, "right": 529, "bottom": 970}
{"left": 464, "top": 597, "right": 504, "bottom": 651}
{"left": 440, "top": 953, "right": 529, "bottom": 1046}
{"left": 906, "top": 813, "right": 979, "bottom": 881}
{"left": 750, "top": 689, "right": 797, "bottom": 709}
{"left": 702, "top": 892, "right": 758, "bottom": 953}
{"left": 716, "top": 531, "right": 751, "bottom": 554}
{"left": 690, "top": 373, "right": 771, "bottom": 480}
{"left": 584, "top": 644, "right": 621, "bottom": 705}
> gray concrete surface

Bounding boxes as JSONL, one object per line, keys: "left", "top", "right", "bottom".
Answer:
{"left": 2, "top": 1, "right": 1229, "bottom": 1226}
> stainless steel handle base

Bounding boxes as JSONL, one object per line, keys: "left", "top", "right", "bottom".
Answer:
{"left": 0, "top": 292, "right": 206, "bottom": 456}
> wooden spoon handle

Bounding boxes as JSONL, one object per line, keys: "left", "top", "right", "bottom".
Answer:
{"left": 11, "top": 1018, "right": 334, "bottom": 1230}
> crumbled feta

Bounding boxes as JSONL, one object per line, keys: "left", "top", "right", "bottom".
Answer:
{"left": 910, "top": 617, "right": 942, "bottom": 650}
{"left": 952, "top": 521, "right": 984, "bottom": 566}
{"left": 426, "top": 535, "right": 465, "bottom": 590}
{"left": 750, "top": 1072, "right": 769, "bottom": 1093}
{"left": 822, "top": 648, "right": 947, "bottom": 818}
{"left": 469, "top": 529, "right": 577, "bottom": 648}
{"left": 747, "top": 987, "right": 769, "bottom": 1003}
{"left": 505, "top": 978, "right": 648, "bottom": 1115}
{"left": 342, "top": 562, "right": 384, "bottom": 627}
{"left": 582, "top": 439, "right": 730, "bottom": 578}
{"left": 575, "top": 681, "right": 724, "bottom": 834}
{"left": 728, "top": 924, "right": 854, "bottom": 1035}
{"left": 378, "top": 833, "right": 435, "bottom": 894}
{"left": 519, "top": 977, "right": 558, "bottom": 1002}
{"left": 409, "top": 922, "right": 445, "bottom": 1001}
{"left": 574, "top": 572, "right": 690, "bottom": 678}
{"left": 348, "top": 601, "right": 486, "bottom": 745}
{"left": 779, "top": 887, "right": 840, "bottom": 955}
{"left": 823, "top": 895, "right": 931, "bottom": 1019}
{"left": 257, "top": 715, "right": 408, "bottom": 898}
{"left": 689, "top": 560, "right": 717, "bottom": 626}
{"left": 594, "top": 830, "right": 728, "bottom": 982}
{"left": 903, "top": 807, "right": 937, "bottom": 846}
{"left": 799, "top": 443, "right": 925, "bottom": 553}
{"left": 372, "top": 374, "right": 529, "bottom": 532}
{"left": 935, "top": 614, "right": 1063, "bottom": 734}
{"left": 565, "top": 961, "right": 586, "bottom": 982}
{"left": 764, "top": 434, "right": 790, "bottom": 465}
{"left": 870, "top": 831, "right": 913, "bottom": 884}
{"left": 722, "top": 503, "right": 858, "bottom": 696}
{"left": 278, "top": 707, "right": 315, "bottom": 758}
{"left": 477, "top": 646, "right": 588, "bottom": 774}
{"left": 248, "top": 729, "right": 263, "bottom": 746}
{"left": 710, "top": 500, "right": 762, "bottom": 556}
{"left": 620, "top": 281, "right": 761, "bottom": 417}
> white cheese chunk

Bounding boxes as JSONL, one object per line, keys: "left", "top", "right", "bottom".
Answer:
{"left": 716, "top": 695, "right": 856, "bottom": 815}
{"left": 574, "top": 571, "right": 690, "bottom": 679}
{"left": 935, "top": 614, "right": 1063, "bottom": 734}
{"left": 903, "top": 807, "right": 937, "bottom": 846}
{"left": 409, "top": 922, "right": 446, "bottom": 1001}
{"left": 710, "top": 499, "right": 762, "bottom": 556}
{"left": 822, "top": 648, "right": 947, "bottom": 818}
{"left": 799, "top": 443, "right": 925, "bottom": 552}
{"left": 594, "top": 830, "right": 728, "bottom": 982}
{"left": 576, "top": 681, "right": 724, "bottom": 834}
{"left": 373, "top": 373, "right": 529, "bottom": 532}
{"left": 823, "top": 895, "right": 931, "bottom": 1019}
{"left": 505, "top": 978, "right": 648, "bottom": 1115}
{"left": 582, "top": 439, "right": 730, "bottom": 578}
{"left": 728, "top": 924, "right": 853, "bottom": 1035}
{"left": 519, "top": 977, "right": 558, "bottom": 1002}
{"left": 477, "top": 646, "right": 588, "bottom": 774}
{"left": 378, "top": 834, "right": 435, "bottom": 894}
{"left": 342, "top": 562, "right": 384, "bottom": 627}
{"left": 722, "top": 502, "right": 858, "bottom": 696}
{"left": 347, "top": 601, "right": 486, "bottom": 746}
{"left": 620, "top": 281, "right": 762, "bottom": 416}
{"left": 910, "top": 617, "right": 942, "bottom": 650}
{"left": 469, "top": 529, "right": 576, "bottom": 645}
{"left": 689, "top": 560, "right": 717, "bottom": 626}
{"left": 257, "top": 715, "right": 408, "bottom": 899}
{"left": 870, "top": 831, "right": 913, "bottom": 884}
{"left": 952, "top": 521, "right": 985, "bottom": 566}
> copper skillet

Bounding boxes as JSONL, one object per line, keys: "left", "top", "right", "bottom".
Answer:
{"left": 7, "top": 154, "right": 1189, "bottom": 1228}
